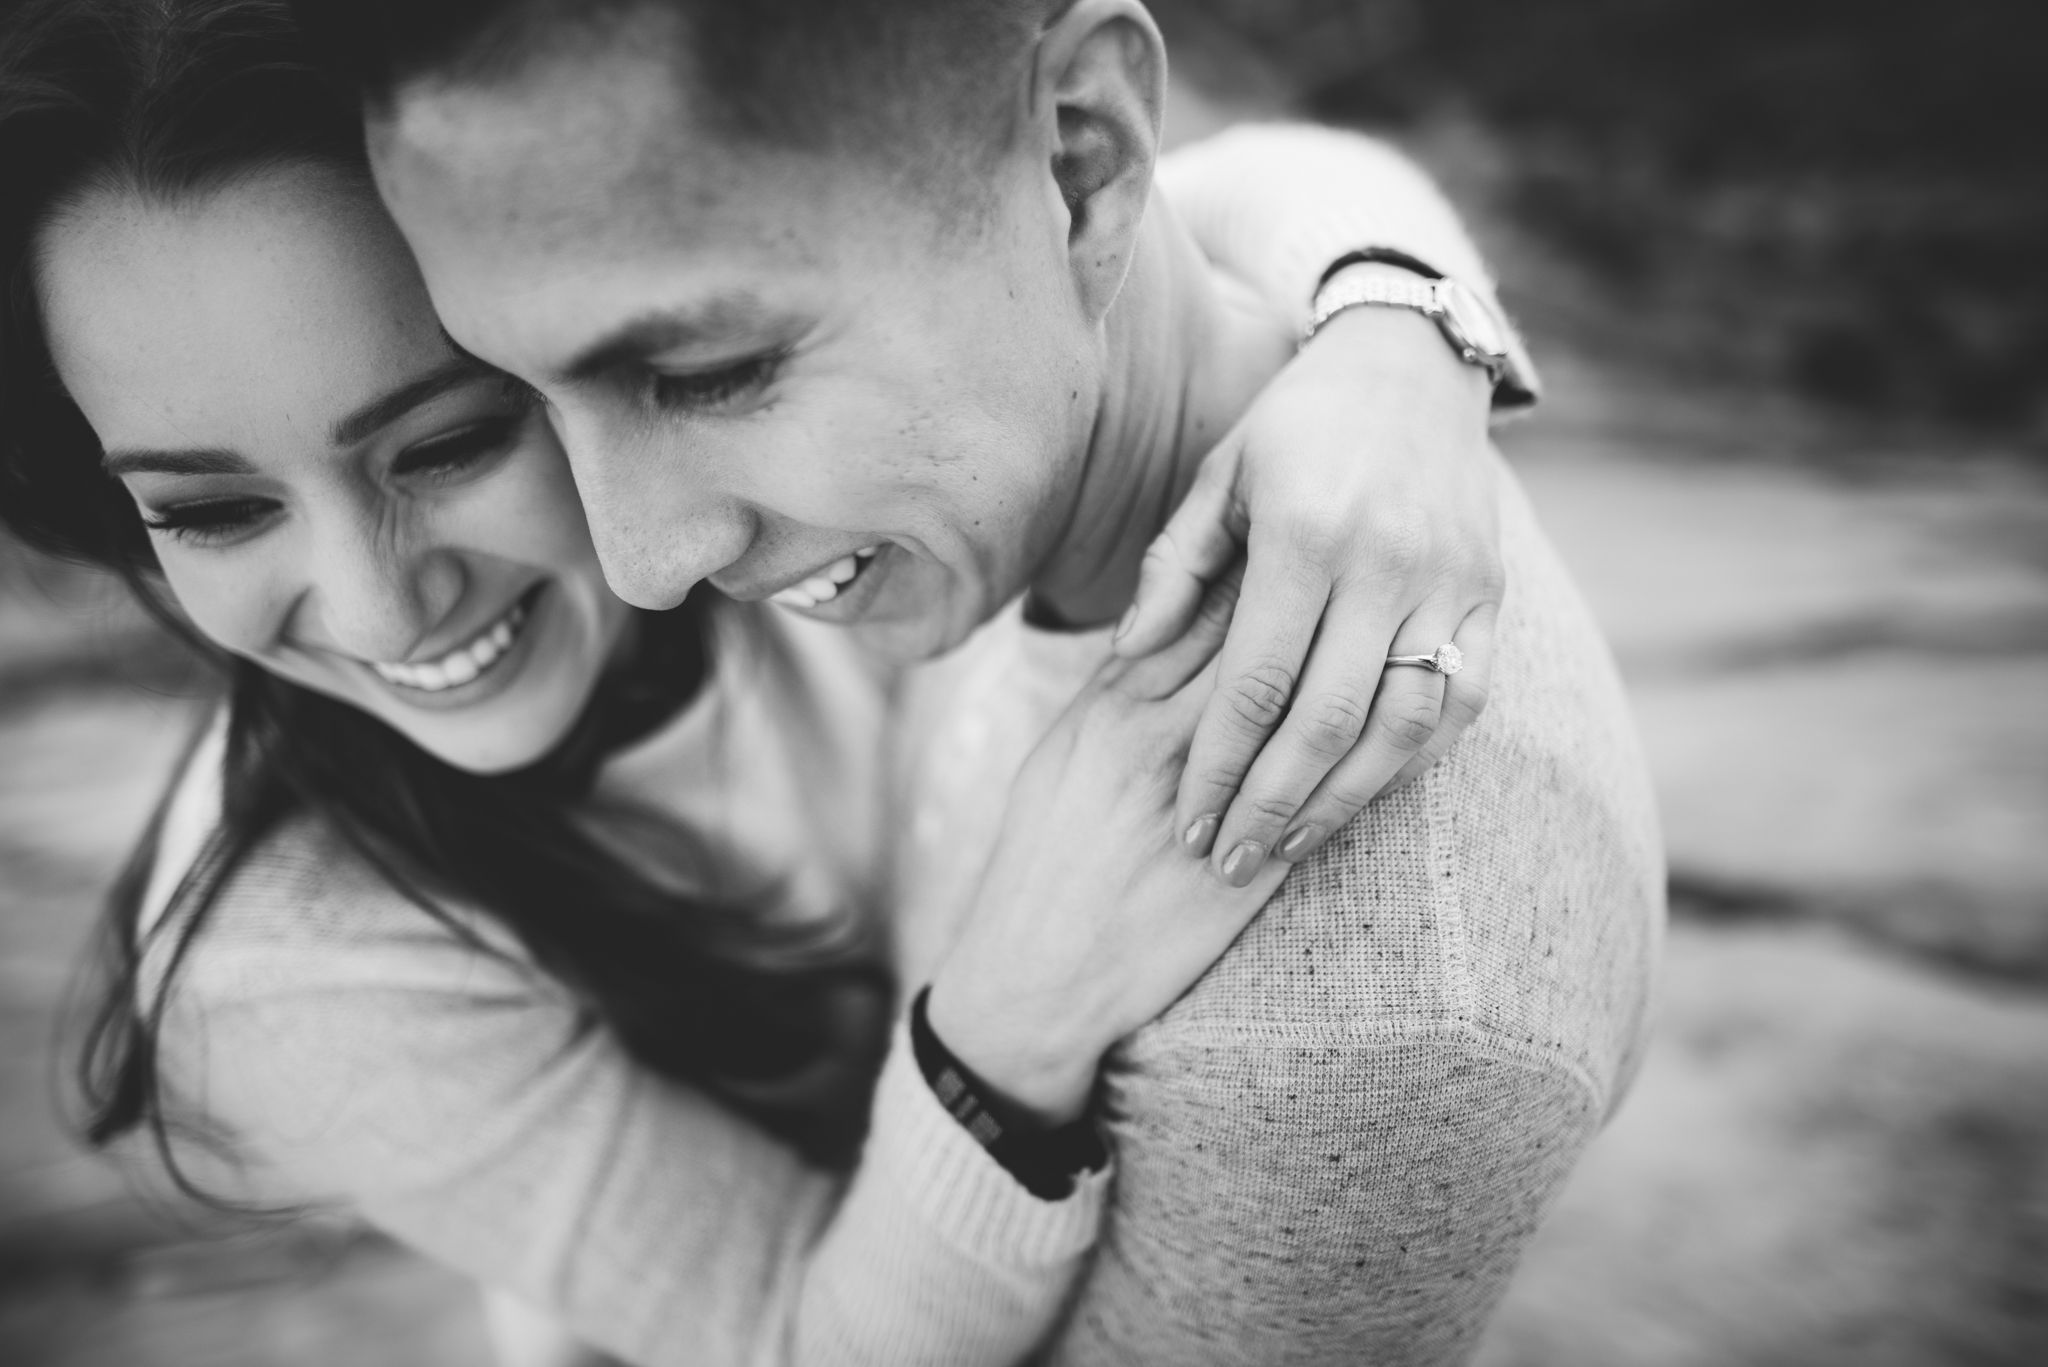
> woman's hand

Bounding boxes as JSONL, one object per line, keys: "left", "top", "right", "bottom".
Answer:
{"left": 1114, "top": 304, "right": 1502, "bottom": 886}
{"left": 926, "top": 571, "right": 1288, "bottom": 1125}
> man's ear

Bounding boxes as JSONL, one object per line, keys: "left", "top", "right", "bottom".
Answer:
{"left": 1033, "top": 0, "right": 1166, "bottom": 323}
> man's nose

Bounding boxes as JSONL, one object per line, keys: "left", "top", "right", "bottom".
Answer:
{"left": 302, "top": 524, "right": 464, "bottom": 663}
{"left": 551, "top": 404, "right": 754, "bottom": 610}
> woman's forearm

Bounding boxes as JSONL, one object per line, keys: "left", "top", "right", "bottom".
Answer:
{"left": 1160, "top": 121, "right": 1538, "bottom": 405}
{"left": 170, "top": 907, "right": 1103, "bottom": 1367}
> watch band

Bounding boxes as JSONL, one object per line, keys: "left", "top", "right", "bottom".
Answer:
{"left": 1305, "top": 265, "right": 1513, "bottom": 388}
{"left": 1306, "top": 248, "right": 1540, "bottom": 410}
{"left": 1305, "top": 271, "right": 1449, "bottom": 341}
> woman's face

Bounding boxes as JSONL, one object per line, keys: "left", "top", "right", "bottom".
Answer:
{"left": 37, "top": 163, "right": 632, "bottom": 773}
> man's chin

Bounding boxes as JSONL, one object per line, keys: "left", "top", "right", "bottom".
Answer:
{"left": 808, "top": 556, "right": 1011, "bottom": 662}
{"left": 844, "top": 613, "right": 974, "bottom": 664}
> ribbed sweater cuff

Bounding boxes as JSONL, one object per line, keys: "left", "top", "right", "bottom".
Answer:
{"left": 864, "top": 1017, "right": 1111, "bottom": 1269}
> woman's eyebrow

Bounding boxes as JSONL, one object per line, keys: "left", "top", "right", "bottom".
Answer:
{"left": 101, "top": 448, "right": 255, "bottom": 478}
{"left": 100, "top": 357, "right": 503, "bottom": 477}
{"left": 329, "top": 354, "right": 499, "bottom": 447}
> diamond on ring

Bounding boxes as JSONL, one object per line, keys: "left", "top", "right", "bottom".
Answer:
{"left": 1386, "top": 643, "right": 1465, "bottom": 675}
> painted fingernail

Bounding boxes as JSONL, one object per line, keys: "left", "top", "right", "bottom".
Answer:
{"left": 1112, "top": 602, "right": 1139, "bottom": 644}
{"left": 1222, "top": 841, "right": 1265, "bottom": 887}
{"left": 1279, "top": 826, "right": 1319, "bottom": 860}
{"left": 1183, "top": 814, "right": 1220, "bottom": 857}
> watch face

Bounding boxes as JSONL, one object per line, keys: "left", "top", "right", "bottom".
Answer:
{"left": 1440, "top": 280, "right": 1510, "bottom": 359}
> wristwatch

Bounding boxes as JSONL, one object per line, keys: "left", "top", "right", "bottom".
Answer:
{"left": 1304, "top": 248, "right": 1532, "bottom": 404}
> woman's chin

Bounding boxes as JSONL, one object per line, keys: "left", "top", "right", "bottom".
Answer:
{"left": 388, "top": 693, "right": 584, "bottom": 774}
{"left": 352, "top": 581, "right": 612, "bottom": 772}
{"left": 305, "top": 649, "right": 599, "bottom": 774}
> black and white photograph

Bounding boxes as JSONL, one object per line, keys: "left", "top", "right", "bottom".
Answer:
{"left": 0, "top": 2, "right": 2041, "bottom": 1364}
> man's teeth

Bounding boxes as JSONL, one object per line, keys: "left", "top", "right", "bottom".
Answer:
{"left": 771, "top": 546, "right": 880, "bottom": 610}
{"left": 372, "top": 602, "right": 527, "bottom": 693}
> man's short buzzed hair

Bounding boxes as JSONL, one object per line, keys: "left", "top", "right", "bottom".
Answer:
{"left": 293, "top": 0, "right": 1057, "bottom": 161}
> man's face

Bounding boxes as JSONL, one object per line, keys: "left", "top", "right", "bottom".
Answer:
{"left": 371, "top": 18, "right": 1101, "bottom": 660}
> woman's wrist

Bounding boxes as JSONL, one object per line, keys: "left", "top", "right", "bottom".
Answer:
{"left": 1302, "top": 301, "right": 1492, "bottom": 415}
{"left": 923, "top": 974, "right": 1102, "bottom": 1127}
{"left": 909, "top": 988, "right": 1107, "bottom": 1199}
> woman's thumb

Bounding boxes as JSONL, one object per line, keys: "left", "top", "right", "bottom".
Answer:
{"left": 1112, "top": 438, "right": 1246, "bottom": 658}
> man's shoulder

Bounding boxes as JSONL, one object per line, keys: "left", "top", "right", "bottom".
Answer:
{"left": 1118, "top": 464, "right": 1663, "bottom": 1106}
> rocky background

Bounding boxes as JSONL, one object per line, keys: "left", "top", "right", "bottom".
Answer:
{"left": 4, "top": 2, "right": 2045, "bottom": 1363}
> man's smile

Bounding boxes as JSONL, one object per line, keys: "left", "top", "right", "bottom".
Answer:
{"left": 765, "top": 543, "right": 883, "bottom": 610}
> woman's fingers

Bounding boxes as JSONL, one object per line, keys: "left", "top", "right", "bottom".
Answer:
{"left": 1203, "top": 596, "right": 1432, "bottom": 885}
{"left": 1103, "top": 557, "right": 1245, "bottom": 703}
{"left": 1110, "top": 437, "right": 1247, "bottom": 660}
{"left": 1170, "top": 526, "right": 1334, "bottom": 856}
{"left": 1372, "top": 601, "right": 1498, "bottom": 800}
{"left": 1267, "top": 604, "right": 1494, "bottom": 867}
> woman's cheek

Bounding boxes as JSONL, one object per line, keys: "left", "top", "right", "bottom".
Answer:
{"left": 462, "top": 438, "right": 602, "bottom": 572}
{"left": 155, "top": 541, "right": 297, "bottom": 660}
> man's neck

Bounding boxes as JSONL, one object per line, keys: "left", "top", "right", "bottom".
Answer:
{"left": 1026, "top": 191, "right": 1293, "bottom": 630}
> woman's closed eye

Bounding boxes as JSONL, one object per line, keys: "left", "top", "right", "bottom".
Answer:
{"left": 139, "top": 495, "right": 281, "bottom": 546}
{"left": 389, "top": 411, "right": 528, "bottom": 484}
{"left": 647, "top": 349, "right": 786, "bottom": 415}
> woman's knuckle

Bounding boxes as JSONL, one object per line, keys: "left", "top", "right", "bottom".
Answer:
{"left": 1369, "top": 507, "right": 1431, "bottom": 576}
{"left": 1297, "top": 688, "right": 1371, "bottom": 758}
{"left": 1240, "top": 790, "right": 1299, "bottom": 830}
{"left": 1443, "top": 678, "right": 1491, "bottom": 729}
{"left": 1224, "top": 659, "right": 1297, "bottom": 731}
{"left": 1282, "top": 508, "right": 1348, "bottom": 562}
{"left": 1374, "top": 692, "right": 1441, "bottom": 750}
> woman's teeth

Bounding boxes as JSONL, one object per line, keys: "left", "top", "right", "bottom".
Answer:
{"left": 771, "top": 545, "right": 880, "bottom": 610}
{"left": 372, "top": 598, "right": 529, "bottom": 693}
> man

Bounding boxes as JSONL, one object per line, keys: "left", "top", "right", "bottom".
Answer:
{"left": 305, "top": 1, "right": 1664, "bottom": 1360}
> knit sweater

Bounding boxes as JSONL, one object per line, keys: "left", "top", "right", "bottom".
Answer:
{"left": 890, "top": 461, "right": 1664, "bottom": 1365}
{"left": 143, "top": 606, "right": 1108, "bottom": 1367}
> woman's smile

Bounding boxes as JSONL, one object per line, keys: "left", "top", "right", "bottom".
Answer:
{"left": 365, "top": 581, "right": 545, "bottom": 698}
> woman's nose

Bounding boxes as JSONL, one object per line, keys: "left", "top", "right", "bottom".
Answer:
{"left": 300, "top": 529, "right": 465, "bottom": 663}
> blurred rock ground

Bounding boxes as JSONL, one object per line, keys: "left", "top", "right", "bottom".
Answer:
{"left": 4, "top": 14, "right": 2047, "bottom": 1367}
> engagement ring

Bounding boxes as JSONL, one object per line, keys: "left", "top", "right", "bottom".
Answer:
{"left": 1388, "top": 643, "right": 1464, "bottom": 675}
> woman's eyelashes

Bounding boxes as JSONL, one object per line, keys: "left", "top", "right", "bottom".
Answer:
{"left": 140, "top": 410, "right": 531, "bottom": 548}
{"left": 140, "top": 496, "right": 280, "bottom": 545}
{"left": 646, "top": 349, "right": 786, "bottom": 414}
{"left": 388, "top": 412, "right": 526, "bottom": 482}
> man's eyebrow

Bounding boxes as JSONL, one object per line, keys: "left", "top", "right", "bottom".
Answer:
{"left": 101, "top": 448, "right": 257, "bottom": 478}
{"left": 330, "top": 354, "right": 501, "bottom": 447}
{"left": 557, "top": 296, "right": 771, "bottom": 384}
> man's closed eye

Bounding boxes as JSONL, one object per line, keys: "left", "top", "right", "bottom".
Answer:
{"left": 647, "top": 350, "right": 786, "bottom": 415}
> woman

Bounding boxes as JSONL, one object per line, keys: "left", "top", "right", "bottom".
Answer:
{"left": 0, "top": 2, "right": 1522, "bottom": 1363}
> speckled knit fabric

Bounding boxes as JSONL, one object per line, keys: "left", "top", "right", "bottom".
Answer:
{"left": 890, "top": 458, "right": 1665, "bottom": 1365}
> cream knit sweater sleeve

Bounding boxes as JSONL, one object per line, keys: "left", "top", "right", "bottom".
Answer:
{"left": 1161, "top": 122, "right": 1541, "bottom": 409}
{"left": 150, "top": 794, "right": 1105, "bottom": 1367}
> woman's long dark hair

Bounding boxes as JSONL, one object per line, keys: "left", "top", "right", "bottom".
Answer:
{"left": 0, "top": 0, "right": 883, "bottom": 1186}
